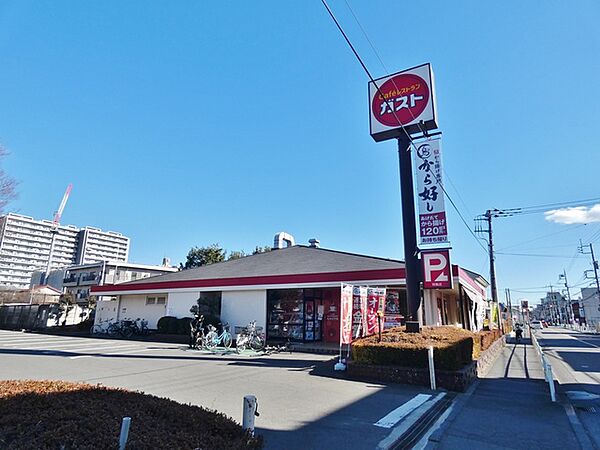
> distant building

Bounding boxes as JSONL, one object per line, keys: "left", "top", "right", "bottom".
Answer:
{"left": 0, "top": 213, "right": 130, "bottom": 289}
{"left": 62, "top": 261, "right": 178, "bottom": 304}
{"left": 0, "top": 284, "right": 61, "bottom": 305}
{"left": 579, "top": 288, "right": 600, "bottom": 327}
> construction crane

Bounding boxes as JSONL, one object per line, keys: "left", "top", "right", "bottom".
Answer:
{"left": 43, "top": 184, "right": 73, "bottom": 284}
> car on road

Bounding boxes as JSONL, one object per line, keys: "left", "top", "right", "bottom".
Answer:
{"left": 530, "top": 320, "right": 543, "bottom": 330}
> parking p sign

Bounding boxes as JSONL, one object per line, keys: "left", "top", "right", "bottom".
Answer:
{"left": 421, "top": 249, "right": 452, "bottom": 289}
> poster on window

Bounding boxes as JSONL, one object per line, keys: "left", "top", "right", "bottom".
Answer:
{"left": 384, "top": 290, "right": 404, "bottom": 329}
{"left": 352, "top": 286, "right": 367, "bottom": 339}
{"left": 366, "top": 288, "right": 387, "bottom": 336}
{"left": 340, "top": 284, "right": 354, "bottom": 344}
{"left": 414, "top": 138, "right": 448, "bottom": 245}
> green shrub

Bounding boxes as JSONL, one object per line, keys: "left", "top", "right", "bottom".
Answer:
{"left": 176, "top": 317, "right": 192, "bottom": 335}
{"left": 157, "top": 316, "right": 178, "bottom": 334}
{"left": 351, "top": 326, "right": 474, "bottom": 371}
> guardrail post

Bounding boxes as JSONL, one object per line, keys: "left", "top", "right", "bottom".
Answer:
{"left": 119, "top": 416, "right": 131, "bottom": 450}
{"left": 428, "top": 346, "right": 436, "bottom": 391}
{"left": 546, "top": 363, "right": 556, "bottom": 402}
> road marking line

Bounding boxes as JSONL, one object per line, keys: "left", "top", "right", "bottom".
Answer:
{"left": 23, "top": 340, "right": 139, "bottom": 349}
{"left": 0, "top": 337, "right": 81, "bottom": 345}
{"left": 69, "top": 348, "right": 157, "bottom": 359}
{"left": 374, "top": 394, "right": 432, "bottom": 428}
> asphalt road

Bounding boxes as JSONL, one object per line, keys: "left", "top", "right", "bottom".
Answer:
{"left": 536, "top": 327, "right": 600, "bottom": 450}
{"left": 0, "top": 330, "right": 434, "bottom": 449}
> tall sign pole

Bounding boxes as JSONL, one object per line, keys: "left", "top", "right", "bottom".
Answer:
{"left": 397, "top": 131, "right": 421, "bottom": 329}
{"left": 368, "top": 63, "right": 440, "bottom": 333}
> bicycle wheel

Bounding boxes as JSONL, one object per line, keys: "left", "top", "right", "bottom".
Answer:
{"left": 236, "top": 335, "right": 248, "bottom": 353}
{"left": 107, "top": 324, "right": 119, "bottom": 338}
{"left": 250, "top": 335, "right": 265, "bottom": 351}
{"left": 91, "top": 325, "right": 102, "bottom": 335}
{"left": 223, "top": 332, "right": 232, "bottom": 348}
{"left": 121, "top": 326, "right": 134, "bottom": 339}
{"left": 204, "top": 331, "right": 218, "bottom": 349}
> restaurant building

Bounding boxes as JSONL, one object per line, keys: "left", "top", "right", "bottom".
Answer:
{"left": 91, "top": 243, "right": 489, "bottom": 343}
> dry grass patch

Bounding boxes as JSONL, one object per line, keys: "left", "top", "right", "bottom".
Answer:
{"left": 0, "top": 380, "right": 262, "bottom": 450}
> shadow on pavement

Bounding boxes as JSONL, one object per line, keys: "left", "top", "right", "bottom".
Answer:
{"left": 0, "top": 346, "right": 349, "bottom": 379}
{"left": 433, "top": 342, "right": 581, "bottom": 450}
{"left": 256, "top": 382, "right": 434, "bottom": 450}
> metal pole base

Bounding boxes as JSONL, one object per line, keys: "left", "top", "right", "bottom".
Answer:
{"left": 406, "top": 321, "right": 421, "bottom": 333}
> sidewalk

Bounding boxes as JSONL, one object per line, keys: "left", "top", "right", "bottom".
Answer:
{"left": 428, "top": 338, "right": 582, "bottom": 450}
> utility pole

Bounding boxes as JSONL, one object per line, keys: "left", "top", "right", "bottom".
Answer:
{"left": 559, "top": 270, "right": 573, "bottom": 326}
{"left": 505, "top": 288, "right": 513, "bottom": 330}
{"left": 475, "top": 209, "right": 513, "bottom": 330}
{"left": 486, "top": 211, "right": 500, "bottom": 329}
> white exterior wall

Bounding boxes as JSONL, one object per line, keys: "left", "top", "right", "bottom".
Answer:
{"left": 167, "top": 291, "right": 200, "bottom": 318}
{"left": 95, "top": 299, "right": 119, "bottom": 324}
{"left": 221, "top": 290, "right": 266, "bottom": 338}
{"left": 118, "top": 294, "right": 167, "bottom": 329}
{"left": 580, "top": 288, "right": 600, "bottom": 327}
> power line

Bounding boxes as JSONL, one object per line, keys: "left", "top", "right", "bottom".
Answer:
{"left": 496, "top": 252, "right": 586, "bottom": 259}
{"left": 496, "top": 197, "right": 600, "bottom": 216}
{"left": 497, "top": 223, "right": 586, "bottom": 251}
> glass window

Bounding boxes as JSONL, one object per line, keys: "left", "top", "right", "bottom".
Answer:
{"left": 267, "top": 289, "right": 304, "bottom": 341}
{"left": 146, "top": 297, "right": 156, "bottom": 305}
{"left": 156, "top": 297, "right": 166, "bottom": 305}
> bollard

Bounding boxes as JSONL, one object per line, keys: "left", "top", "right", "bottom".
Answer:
{"left": 119, "top": 417, "right": 131, "bottom": 450}
{"left": 242, "top": 395, "right": 259, "bottom": 436}
{"left": 428, "top": 346, "right": 436, "bottom": 391}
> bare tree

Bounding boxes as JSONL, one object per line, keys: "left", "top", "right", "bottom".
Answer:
{"left": 0, "top": 147, "right": 17, "bottom": 213}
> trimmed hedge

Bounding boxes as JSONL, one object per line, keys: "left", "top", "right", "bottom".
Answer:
{"left": 351, "top": 326, "right": 474, "bottom": 371}
{"left": 157, "top": 316, "right": 178, "bottom": 334}
{"left": 157, "top": 315, "right": 222, "bottom": 335}
{"left": 0, "top": 380, "right": 262, "bottom": 449}
{"left": 472, "top": 328, "right": 502, "bottom": 359}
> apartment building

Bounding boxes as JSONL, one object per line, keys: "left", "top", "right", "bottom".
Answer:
{"left": 0, "top": 213, "right": 131, "bottom": 289}
{"left": 62, "top": 261, "right": 178, "bottom": 304}
{"left": 77, "top": 227, "right": 129, "bottom": 264}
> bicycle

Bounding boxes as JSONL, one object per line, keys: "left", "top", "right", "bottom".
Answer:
{"left": 190, "top": 315, "right": 205, "bottom": 349}
{"left": 90, "top": 318, "right": 114, "bottom": 335}
{"left": 203, "top": 322, "right": 232, "bottom": 349}
{"left": 236, "top": 321, "right": 265, "bottom": 353}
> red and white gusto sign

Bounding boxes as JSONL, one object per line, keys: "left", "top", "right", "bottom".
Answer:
{"left": 422, "top": 249, "right": 453, "bottom": 289}
{"left": 369, "top": 63, "right": 438, "bottom": 142}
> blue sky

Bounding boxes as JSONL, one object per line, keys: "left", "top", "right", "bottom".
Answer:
{"left": 1, "top": 1, "right": 599, "bottom": 304}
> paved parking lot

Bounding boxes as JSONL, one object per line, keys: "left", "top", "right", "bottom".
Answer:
{"left": 0, "top": 330, "right": 434, "bottom": 449}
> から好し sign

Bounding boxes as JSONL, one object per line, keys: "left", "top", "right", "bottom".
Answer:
{"left": 414, "top": 138, "right": 448, "bottom": 245}
{"left": 369, "top": 63, "right": 438, "bottom": 142}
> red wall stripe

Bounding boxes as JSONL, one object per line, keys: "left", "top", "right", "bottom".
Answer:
{"left": 92, "top": 268, "right": 407, "bottom": 294}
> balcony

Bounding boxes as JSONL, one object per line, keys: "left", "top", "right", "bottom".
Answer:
{"left": 63, "top": 274, "right": 79, "bottom": 285}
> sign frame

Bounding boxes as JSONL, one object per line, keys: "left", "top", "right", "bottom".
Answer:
{"left": 421, "top": 248, "right": 453, "bottom": 289}
{"left": 369, "top": 63, "right": 438, "bottom": 142}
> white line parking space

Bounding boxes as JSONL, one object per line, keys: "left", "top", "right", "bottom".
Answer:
{"left": 0, "top": 331, "right": 172, "bottom": 358}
